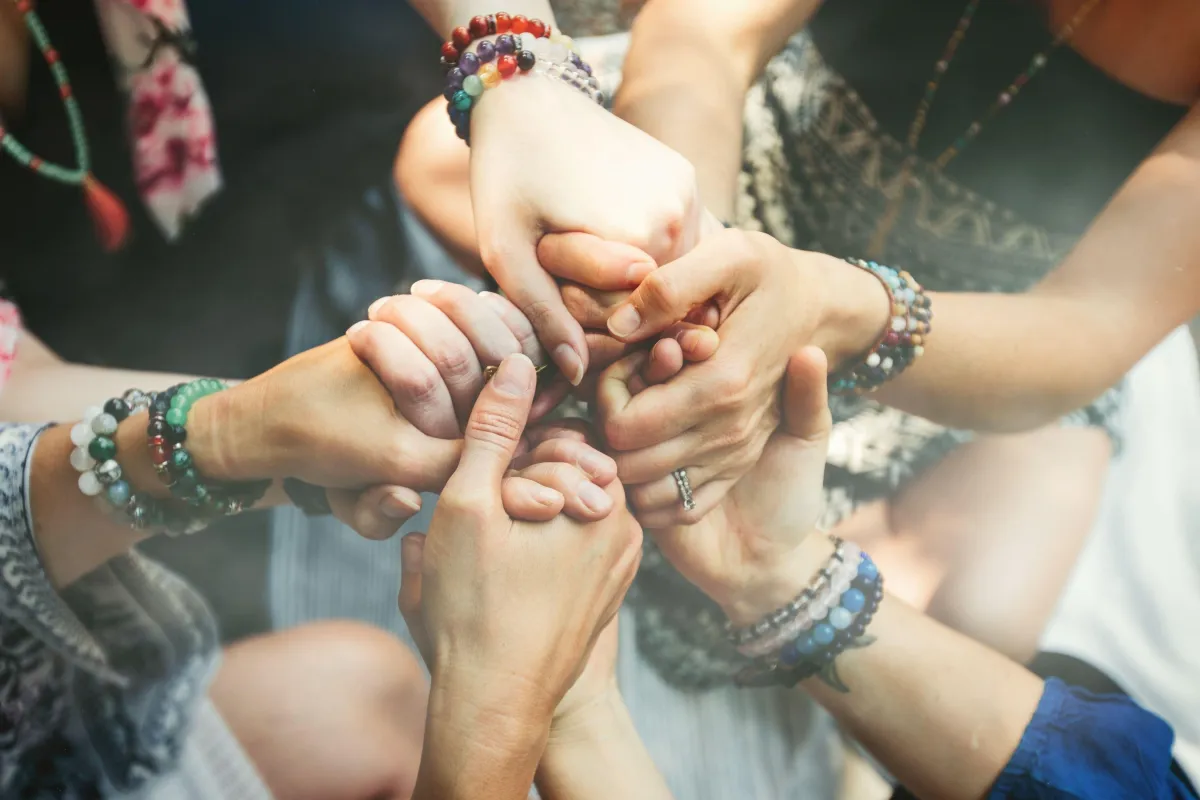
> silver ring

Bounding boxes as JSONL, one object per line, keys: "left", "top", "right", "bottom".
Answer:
{"left": 671, "top": 469, "right": 696, "bottom": 512}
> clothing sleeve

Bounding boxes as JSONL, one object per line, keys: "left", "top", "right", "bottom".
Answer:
{"left": 0, "top": 422, "right": 220, "bottom": 797}
{"left": 988, "top": 678, "right": 1197, "bottom": 800}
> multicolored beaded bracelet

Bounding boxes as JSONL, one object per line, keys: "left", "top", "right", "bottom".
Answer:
{"left": 440, "top": 12, "right": 553, "bottom": 71}
{"left": 730, "top": 538, "right": 863, "bottom": 660}
{"left": 735, "top": 555, "right": 884, "bottom": 689}
{"left": 149, "top": 380, "right": 271, "bottom": 523}
{"left": 72, "top": 392, "right": 151, "bottom": 519}
{"left": 443, "top": 25, "right": 601, "bottom": 143}
{"left": 828, "top": 259, "right": 931, "bottom": 396}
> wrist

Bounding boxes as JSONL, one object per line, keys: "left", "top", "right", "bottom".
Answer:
{"left": 186, "top": 383, "right": 274, "bottom": 482}
{"left": 720, "top": 533, "right": 835, "bottom": 627}
{"left": 627, "top": 1, "right": 760, "bottom": 91}
{"left": 805, "top": 252, "right": 891, "bottom": 372}
{"left": 541, "top": 687, "right": 634, "bottom": 767}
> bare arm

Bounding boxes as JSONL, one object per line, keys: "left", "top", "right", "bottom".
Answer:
{"left": 616, "top": 0, "right": 822, "bottom": 218}
{"left": 864, "top": 104, "right": 1200, "bottom": 430}
{"left": 0, "top": 0, "right": 29, "bottom": 116}
{"left": 406, "top": 0, "right": 556, "bottom": 40}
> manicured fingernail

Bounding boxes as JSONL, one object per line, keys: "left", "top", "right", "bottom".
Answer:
{"left": 608, "top": 305, "right": 642, "bottom": 338}
{"left": 346, "top": 320, "right": 368, "bottom": 335}
{"left": 381, "top": 489, "right": 421, "bottom": 519}
{"left": 410, "top": 279, "right": 444, "bottom": 297}
{"left": 492, "top": 354, "right": 535, "bottom": 396}
{"left": 553, "top": 344, "right": 585, "bottom": 386}
{"left": 367, "top": 296, "right": 389, "bottom": 317}
{"left": 577, "top": 481, "right": 611, "bottom": 514}
{"left": 533, "top": 486, "right": 561, "bottom": 506}
{"left": 626, "top": 260, "right": 655, "bottom": 285}
{"left": 401, "top": 535, "right": 424, "bottom": 572}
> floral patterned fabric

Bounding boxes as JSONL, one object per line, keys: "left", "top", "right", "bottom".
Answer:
{"left": 94, "top": 0, "right": 220, "bottom": 240}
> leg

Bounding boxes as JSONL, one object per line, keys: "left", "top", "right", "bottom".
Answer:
{"left": 211, "top": 620, "right": 428, "bottom": 800}
{"left": 841, "top": 426, "right": 1111, "bottom": 662}
{"left": 395, "top": 97, "right": 484, "bottom": 276}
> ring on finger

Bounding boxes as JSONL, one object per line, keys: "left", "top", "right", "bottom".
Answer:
{"left": 671, "top": 468, "right": 696, "bottom": 511}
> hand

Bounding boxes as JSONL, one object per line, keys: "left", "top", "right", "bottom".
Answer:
{"left": 469, "top": 76, "right": 709, "bottom": 385}
{"left": 646, "top": 346, "right": 833, "bottom": 625}
{"left": 354, "top": 283, "right": 546, "bottom": 438}
{"left": 590, "top": 229, "right": 883, "bottom": 525}
{"left": 398, "top": 354, "right": 642, "bottom": 726}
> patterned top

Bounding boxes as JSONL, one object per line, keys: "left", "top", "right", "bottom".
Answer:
{"left": 0, "top": 335, "right": 214, "bottom": 797}
{"left": 566, "top": 0, "right": 1183, "bottom": 688}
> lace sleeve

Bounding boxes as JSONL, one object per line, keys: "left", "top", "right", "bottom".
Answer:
{"left": 0, "top": 423, "right": 220, "bottom": 796}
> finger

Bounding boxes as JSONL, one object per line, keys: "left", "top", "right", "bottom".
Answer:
{"left": 530, "top": 376, "right": 572, "bottom": 422}
{"left": 642, "top": 338, "right": 684, "bottom": 386}
{"left": 782, "top": 346, "right": 832, "bottom": 442}
{"left": 500, "top": 476, "right": 565, "bottom": 521}
{"left": 595, "top": 351, "right": 643, "bottom": 451}
{"left": 511, "top": 462, "right": 614, "bottom": 521}
{"left": 478, "top": 290, "right": 546, "bottom": 366}
{"left": 667, "top": 323, "right": 720, "bottom": 363}
{"left": 537, "top": 232, "right": 656, "bottom": 290}
{"left": 369, "top": 295, "right": 484, "bottom": 424}
{"left": 398, "top": 533, "right": 432, "bottom": 665}
{"left": 523, "top": 420, "right": 590, "bottom": 448}
{"left": 605, "top": 230, "right": 760, "bottom": 342}
{"left": 562, "top": 283, "right": 632, "bottom": 330}
{"left": 610, "top": 430, "right": 711, "bottom": 485}
{"left": 626, "top": 463, "right": 716, "bottom": 513}
{"left": 448, "top": 353, "right": 537, "bottom": 492}
{"left": 509, "top": 436, "right": 617, "bottom": 484}
{"left": 328, "top": 485, "right": 423, "bottom": 541}
{"left": 636, "top": 478, "right": 736, "bottom": 529}
{"left": 410, "top": 280, "right": 524, "bottom": 367}
{"left": 487, "top": 240, "right": 588, "bottom": 385}
{"left": 347, "top": 320, "right": 459, "bottom": 439}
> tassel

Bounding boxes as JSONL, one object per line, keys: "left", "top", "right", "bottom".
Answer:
{"left": 82, "top": 173, "right": 130, "bottom": 252}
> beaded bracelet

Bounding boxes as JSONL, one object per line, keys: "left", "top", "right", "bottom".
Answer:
{"left": 729, "top": 538, "right": 863, "bottom": 659}
{"left": 443, "top": 22, "right": 601, "bottom": 143}
{"left": 440, "top": 12, "right": 553, "bottom": 71}
{"left": 735, "top": 555, "right": 884, "bottom": 689}
{"left": 149, "top": 380, "right": 271, "bottom": 520}
{"left": 828, "top": 259, "right": 931, "bottom": 396}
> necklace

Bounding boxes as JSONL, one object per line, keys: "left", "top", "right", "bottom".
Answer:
{"left": 0, "top": 0, "right": 129, "bottom": 251}
{"left": 866, "top": 0, "right": 1105, "bottom": 258}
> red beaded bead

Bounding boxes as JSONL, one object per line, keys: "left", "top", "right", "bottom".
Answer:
{"left": 527, "top": 18, "right": 546, "bottom": 38}
{"left": 29, "top": 157, "right": 42, "bottom": 170}
{"left": 151, "top": 444, "right": 168, "bottom": 464}
{"left": 883, "top": 332, "right": 900, "bottom": 347}
{"left": 510, "top": 14, "right": 528, "bottom": 33}
{"left": 440, "top": 41, "right": 460, "bottom": 60}
{"left": 451, "top": 26, "right": 471, "bottom": 49}
{"left": 15, "top": 0, "right": 31, "bottom": 14}
{"left": 468, "top": 15, "right": 489, "bottom": 37}
{"left": 59, "top": 84, "right": 71, "bottom": 100}
{"left": 45, "top": 49, "right": 59, "bottom": 65}
{"left": 150, "top": 435, "right": 166, "bottom": 447}
{"left": 496, "top": 54, "right": 518, "bottom": 77}
{"left": 494, "top": 12, "right": 511, "bottom": 32}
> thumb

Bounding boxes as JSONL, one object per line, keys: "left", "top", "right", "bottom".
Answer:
{"left": 781, "top": 346, "right": 832, "bottom": 444}
{"left": 448, "top": 353, "right": 537, "bottom": 492}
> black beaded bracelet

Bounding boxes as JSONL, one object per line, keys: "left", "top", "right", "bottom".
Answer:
{"left": 283, "top": 478, "right": 332, "bottom": 517}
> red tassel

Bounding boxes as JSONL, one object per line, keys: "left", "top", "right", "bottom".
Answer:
{"left": 82, "top": 173, "right": 130, "bottom": 252}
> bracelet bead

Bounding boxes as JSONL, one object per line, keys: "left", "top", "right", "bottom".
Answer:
{"left": 511, "top": 14, "right": 528, "bottom": 33}
{"left": 476, "top": 40, "right": 496, "bottom": 63}
{"left": 494, "top": 11, "right": 511, "bottom": 32}
{"left": 451, "top": 26, "right": 471, "bottom": 49}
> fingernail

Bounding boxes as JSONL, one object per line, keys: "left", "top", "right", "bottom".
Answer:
{"left": 577, "top": 450, "right": 613, "bottom": 478}
{"left": 553, "top": 344, "right": 585, "bottom": 386}
{"left": 410, "top": 279, "right": 444, "bottom": 297}
{"left": 367, "top": 296, "right": 389, "bottom": 317}
{"left": 492, "top": 354, "right": 535, "bottom": 396}
{"left": 608, "top": 305, "right": 642, "bottom": 338}
{"left": 346, "top": 320, "right": 368, "bottom": 336}
{"left": 626, "top": 260, "right": 655, "bottom": 285}
{"left": 533, "top": 486, "right": 560, "bottom": 506}
{"left": 577, "top": 481, "right": 612, "bottom": 514}
{"left": 401, "top": 535, "right": 424, "bottom": 572}
{"left": 381, "top": 489, "right": 421, "bottom": 519}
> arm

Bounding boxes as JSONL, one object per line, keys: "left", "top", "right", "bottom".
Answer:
{"left": 616, "top": 0, "right": 822, "bottom": 218}
{"left": 407, "top": 0, "right": 555, "bottom": 39}
{"left": 0, "top": 0, "right": 28, "bottom": 115}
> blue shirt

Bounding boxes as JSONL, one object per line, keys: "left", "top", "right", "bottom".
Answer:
{"left": 989, "top": 679, "right": 1197, "bottom": 799}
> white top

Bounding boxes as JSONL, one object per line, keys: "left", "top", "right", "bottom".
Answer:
{"left": 1041, "top": 325, "right": 1200, "bottom": 784}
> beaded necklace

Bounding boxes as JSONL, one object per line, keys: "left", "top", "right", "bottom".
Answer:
{"left": 866, "top": 0, "right": 1105, "bottom": 257}
{"left": 0, "top": 0, "right": 129, "bottom": 251}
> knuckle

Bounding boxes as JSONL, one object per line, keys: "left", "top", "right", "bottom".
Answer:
{"left": 430, "top": 343, "right": 477, "bottom": 382}
{"left": 398, "top": 362, "right": 443, "bottom": 405}
{"left": 603, "top": 416, "right": 635, "bottom": 452}
{"left": 438, "top": 491, "right": 491, "bottom": 527}
{"left": 466, "top": 407, "right": 526, "bottom": 448}
{"left": 639, "top": 271, "right": 681, "bottom": 314}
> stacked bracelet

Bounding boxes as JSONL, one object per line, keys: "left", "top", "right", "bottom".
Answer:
{"left": 732, "top": 543, "right": 884, "bottom": 689}
{"left": 149, "top": 380, "right": 271, "bottom": 523}
{"left": 442, "top": 16, "right": 601, "bottom": 143}
{"left": 828, "top": 258, "right": 931, "bottom": 396}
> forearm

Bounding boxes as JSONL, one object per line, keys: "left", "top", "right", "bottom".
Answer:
{"left": 536, "top": 690, "right": 673, "bottom": 800}
{"left": 414, "top": 674, "right": 550, "bottom": 800}
{"left": 803, "top": 594, "right": 1042, "bottom": 800}
{"left": 616, "top": 0, "right": 822, "bottom": 218}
